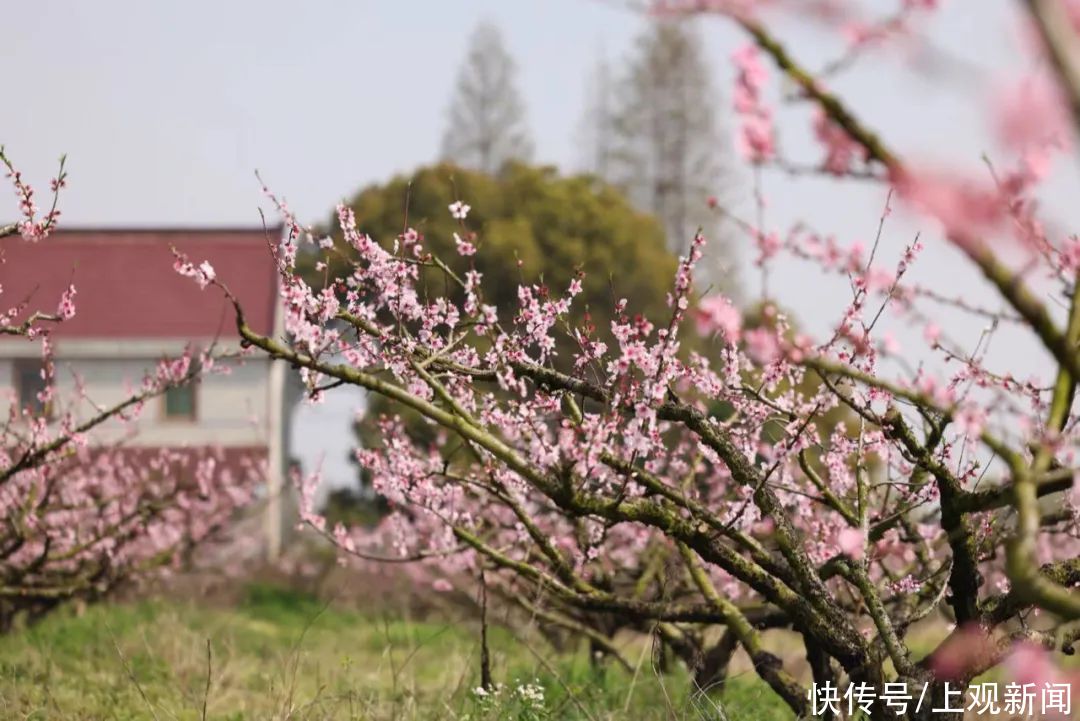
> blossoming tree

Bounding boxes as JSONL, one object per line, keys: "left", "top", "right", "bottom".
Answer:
{"left": 0, "top": 149, "right": 257, "bottom": 630}
{"left": 185, "top": 1, "right": 1080, "bottom": 718}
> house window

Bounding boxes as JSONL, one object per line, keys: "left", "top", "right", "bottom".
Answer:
{"left": 163, "top": 383, "right": 197, "bottom": 421}
{"left": 14, "top": 359, "right": 49, "bottom": 416}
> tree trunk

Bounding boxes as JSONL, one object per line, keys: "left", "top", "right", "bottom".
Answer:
{"left": 693, "top": 630, "right": 739, "bottom": 693}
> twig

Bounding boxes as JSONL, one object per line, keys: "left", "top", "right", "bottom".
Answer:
{"left": 108, "top": 625, "right": 164, "bottom": 721}
{"left": 479, "top": 568, "right": 493, "bottom": 692}
{"left": 621, "top": 634, "right": 653, "bottom": 715}
{"left": 515, "top": 632, "right": 599, "bottom": 721}
{"left": 201, "top": 638, "right": 212, "bottom": 721}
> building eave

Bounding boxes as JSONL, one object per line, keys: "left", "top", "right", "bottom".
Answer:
{"left": 0, "top": 337, "right": 256, "bottom": 359}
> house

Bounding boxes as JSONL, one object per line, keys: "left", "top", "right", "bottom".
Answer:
{"left": 0, "top": 228, "right": 292, "bottom": 560}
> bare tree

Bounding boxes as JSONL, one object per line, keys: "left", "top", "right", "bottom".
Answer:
{"left": 440, "top": 22, "right": 533, "bottom": 175}
{"left": 607, "top": 20, "right": 728, "bottom": 259}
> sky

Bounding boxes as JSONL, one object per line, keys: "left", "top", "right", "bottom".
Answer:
{"left": 5, "top": 0, "right": 1078, "bottom": 487}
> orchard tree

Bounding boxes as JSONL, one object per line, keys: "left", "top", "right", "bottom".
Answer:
{"left": 303, "top": 161, "right": 681, "bottom": 486}
{"left": 440, "top": 22, "right": 533, "bottom": 175}
{"left": 186, "top": 1, "right": 1080, "bottom": 718}
{"left": 0, "top": 149, "right": 257, "bottom": 630}
{"left": 306, "top": 161, "right": 694, "bottom": 652}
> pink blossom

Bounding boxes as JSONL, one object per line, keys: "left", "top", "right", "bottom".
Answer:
{"left": 923, "top": 322, "right": 941, "bottom": 345}
{"left": 837, "top": 527, "right": 865, "bottom": 560}
{"left": 928, "top": 625, "right": 996, "bottom": 681}
{"left": 211, "top": 42, "right": 1080, "bottom": 709}
{"left": 731, "top": 44, "right": 775, "bottom": 164}
{"left": 754, "top": 230, "right": 781, "bottom": 265}
{"left": 736, "top": 112, "right": 776, "bottom": 164}
{"left": 892, "top": 168, "right": 1006, "bottom": 243}
{"left": 888, "top": 575, "right": 922, "bottom": 594}
{"left": 994, "top": 76, "right": 1070, "bottom": 193}
{"left": 1067, "top": 0, "right": 1080, "bottom": 34}
{"left": 954, "top": 403, "right": 986, "bottom": 438}
{"left": 1, "top": 150, "right": 65, "bottom": 242}
{"left": 1004, "top": 642, "right": 1062, "bottom": 687}
{"left": 694, "top": 294, "right": 742, "bottom": 342}
{"left": 454, "top": 232, "right": 476, "bottom": 256}
{"left": 56, "top": 284, "right": 76, "bottom": 320}
{"left": 448, "top": 201, "right": 471, "bottom": 220}
{"left": 744, "top": 326, "right": 781, "bottom": 364}
{"left": 0, "top": 151, "right": 257, "bottom": 626}
{"left": 858, "top": 266, "right": 895, "bottom": 294}
{"left": 995, "top": 76, "right": 1069, "bottom": 157}
{"left": 841, "top": 22, "right": 886, "bottom": 48}
{"left": 173, "top": 252, "right": 218, "bottom": 289}
{"left": 752, "top": 517, "right": 775, "bottom": 536}
{"left": 813, "top": 108, "right": 864, "bottom": 175}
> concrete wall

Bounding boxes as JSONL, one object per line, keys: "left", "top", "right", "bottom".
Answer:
{"left": 0, "top": 338, "right": 272, "bottom": 448}
{"left": 0, "top": 335, "right": 299, "bottom": 559}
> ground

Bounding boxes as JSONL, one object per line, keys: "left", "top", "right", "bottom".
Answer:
{"left": 0, "top": 584, "right": 791, "bottom": 721}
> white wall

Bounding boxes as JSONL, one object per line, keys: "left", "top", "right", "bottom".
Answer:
{"left": 0, "top": 339, "right": 272, "bottom": 448}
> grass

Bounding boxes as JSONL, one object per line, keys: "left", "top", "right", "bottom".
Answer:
{"left": 0, "top": 585, "right": 792, "bottom": 720}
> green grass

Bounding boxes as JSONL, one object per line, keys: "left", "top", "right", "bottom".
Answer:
{"left": 0, "top": 585, "right": 791, "bottom": 720}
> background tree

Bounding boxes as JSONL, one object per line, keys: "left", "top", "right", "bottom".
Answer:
{"left": 310, "top": 162, "right": 678, "bottom": 336}
{"left": 606, "top": 20, "right": 729, "bottom": 263}
{"left": 576, "top": 53, "right": 615, "bottom": 180}
{"left": 440, "top": 22, "right": 533, "bottom": 175}
{"left": 303, "top": 160, "right": 682, "bottom": 465}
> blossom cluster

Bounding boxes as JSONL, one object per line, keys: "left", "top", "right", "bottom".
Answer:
{"left": 0, "top": 148, "right": 65, "bottom": 243}
{"left": 0, "top": 153, "right": 259, "bottom": 626}
{"left": 732, "top": 44, "right": 775, "bottom": 163}
{"left": 179, "top": 0, "right": 1080, "bottom": 714}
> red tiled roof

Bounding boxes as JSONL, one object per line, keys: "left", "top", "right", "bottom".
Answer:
{"left": 0, "top": 228, "right": 280, "bottom": 339}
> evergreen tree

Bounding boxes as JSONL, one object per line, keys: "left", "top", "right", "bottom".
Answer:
{"left": 606, "top": 21, "right": 729, "bottom": 260}
{"left": 577, "top": 52, "right": 615, "bottom": 179}
{"left": 440, "top": 22, "right": 533, "bottom": 174}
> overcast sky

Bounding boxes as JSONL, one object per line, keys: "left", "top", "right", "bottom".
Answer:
{"left": 6, "top": 0, "right": 1077, "bottom": 486}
